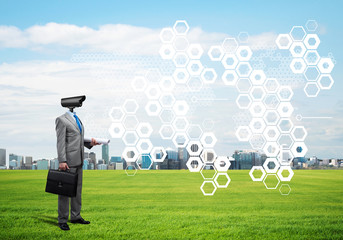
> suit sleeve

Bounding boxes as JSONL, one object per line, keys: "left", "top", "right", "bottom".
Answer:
{"left": 84, "top": 141, "right": 93, "bottom": 150}
{"left": 55, "top": 117, "right": 67, "bottom": 163}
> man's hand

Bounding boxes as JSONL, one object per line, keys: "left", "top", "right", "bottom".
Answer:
{"left": 91, "top": 138, "right": 101, "bottom": 146}
{"left": 59, "top": 162, "right": 69, "bottom": 171}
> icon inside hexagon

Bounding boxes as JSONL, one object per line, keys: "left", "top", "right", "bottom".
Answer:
{"left": 173, "top": 36, "right": 189, "bottom": 51}
{"left": 123, "top": 99, "right": 139, "bottom": 114}
{"left": 236, "top": 94, "right": 252, "bottom": 109}
{"left": 279, "top": 184, "right": 291, "bottom": 195}
{"left": 122, "top": 147, "right": 139, "bottom": 163}
{"left": 277, "top": 148, "right": 294, "bottom": 166}
{"left": 318, "top": 58, "right": 334, "bottom": 74}
{"left": 200, "top": 149, "right": 217, "bottom": 164}
{"left": 277, "top": 86, "right": 294, "bottom": 101}
{"left": 159, "top": 93, "right": 176, "bottom": 108}
{"left": 304, "top": 50, "right": 320, "bottom": 65}
{"left": 236, "top": 62, "right": 252, "bottom": 77}
{"left": 186, "top": 156, "right": 204, "bottom": 172}
{"left": 200, "top": 165, "right": 217, "bottom": 180}
{"left": 187, "top": 60, "right": 204, "bottom": 75}
{"left": 159, "top": 76, "right": 175, "bottom": 92}
{"left": 263, "top": 126, "right": 280, "bottom": 142}
{"left": 291, "top": 126, "right": 307, "bottom": 141}
{"left": 277, "top": 165, "right": 294, "bottom": 182}
{"left": 290, "top": 58, "right": 307, "bottom": 74}
{"left": 263, "top": 110, "right": 280, "bottom": 125}
{"left": 222, "top": 70, "right": 238, "bottom": 85}
{"left": 159, "top": 44, "right": 175, "bottom": 60}
{"left": 173, "top": 68, "right": 190, "bottom": 84}
{"left": 277, "top": 134, "right": 294, "bottom": 149}
{"left": 289, "top": 26, "right": 306, "bottom": 41}
{"left": 159, "top": 27, "right": 175, "bottom": 43}
{"left": 235, "top": 126, "right": 252, "bottom": 141}
{"left": 291, "top": 142, "right": 308, "bottom": 157}
{"left": 263, "top": 174, "right": 280, "bottom": 190}
{"left": 250, "top": 86, "right": 266, "bottom": 101}
{"left": 304, "top": 82, "right": 320, "bottom": 97}
{"left": 250, "top": 70, "right": 266, "bottom": 85}
{"left": 214, "top": 173, "right": 231, "bottom": 188}
{"left": 187, "top": 44, "right": 204, "bottom": 59}
{"left": 263, "top": 94, "right": 280, "bottom": 109}
{"left": 109, "top": 122, "right": 125, "bottom": 138}
{"left": 236, "top": 46, "right": 253, "bottom": 61}
{"left": 173, "top": 52, "right": 189, "bottom": 67}
{"left": 159, "top": 124, "right": 175, "bottom": 139}
{"left": 145, "top": 100, "right": 162, "bottom": 116}
{"left": 290, "top": 42, "right": 306, "bottom": 58}
{"left": 123, "top": 131, "right": 139, "bottom": 146}
{"left": 208, "top": 45, "right": 224, "bottom": 61}
{"left": 263, "top": 142, "right": 280, "bottom": 157}
{"left": 236, "top": 78, "right": 252, "bottom": 93}
{"left": 150, "top": 147, "right": 167, "bottom": 163}
{"left": 249, "top": 166, "right": 266, "bottom": 182}
{"left": 304, "top": 34, "right": 320, "bottom": 49}
{"left": 173, "top": 20, "right": 189, "bottom": 35}
{"left": 304, "top": 66, "right": 320, "bottom": 81}
{"left": 318, "top": 74, "right": 333, "bottom": 90}
{"left": 222, "top": 37, "right": 238, "bottom": 53}
{"left": 136, "top": 122, "right": 153, "bottom": 138}
{"left": 249, "top": 102, "right": 267, "bottom": 118}
{"left": 200, "top": 132, "right": 217, "bottom": 148}
{"left": 109, "top": 107, "right": 125, "bottom": 122}
{"left": 173, "top": 100, "right": 189, "bottom": 116}
{"left": 221, "top": 53, "right": 238, "bottom": 69}
{"left": 264, "top": 78, "right": 280, "bottom": 93}
{"left": 263, "top": 157, "right": 280, "bottom": 174}
{"left": 131, "top": 76, "right": 147, "bottom": 92}
{"left": 172, "top": 132, "right": 189, "bottom": 148}
{"left": 277, "top": 118, "right": 294, "bottom": 133}
{"left": 275, "top": 34, "right": 292, "bottom": 49}
{"left": 249, "top": 118, "right": 266, "bottom": 134}
{"left": 136, "top": 154, "right": 153, "bottom": 170}
{"left": 200, "top": 180, "right": 217, "bottom": 196}
{"left": 201, "top": 68, "right": 217, "bottom": 84}
{"left": 249, "top": 134, "right": 266, "bottom": 150}
{"left": 186, "top": 141, "right": 203, "bottom": 156}
{"left": 214, "top": 156, "right": 231, "bottom": 172}
{"left": 125, "top": 164, "right": 137, "bottom": 176}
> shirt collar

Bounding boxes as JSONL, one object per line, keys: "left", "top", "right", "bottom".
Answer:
{"left": 66, "top": 111, "right": 76, "bottom": 118}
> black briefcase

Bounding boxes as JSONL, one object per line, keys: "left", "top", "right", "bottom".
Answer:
{"left": 45, "top": 169, "right": 78, "bottom": 197}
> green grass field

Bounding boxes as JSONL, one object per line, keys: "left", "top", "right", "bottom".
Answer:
{"left": 0, "top": 170, "right": 342, "bottom": 239}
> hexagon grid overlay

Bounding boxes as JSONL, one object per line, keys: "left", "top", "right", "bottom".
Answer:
{"left": 106, "top": 20, "right": 334, "bottom": 196}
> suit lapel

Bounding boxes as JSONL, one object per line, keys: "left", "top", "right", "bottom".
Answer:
{"left": 64, "top": 112, "right": 81, "bottom": 134}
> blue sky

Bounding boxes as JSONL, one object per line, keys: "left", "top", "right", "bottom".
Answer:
{"left": 0, "top": 0, "right": 342, "bottom": 163}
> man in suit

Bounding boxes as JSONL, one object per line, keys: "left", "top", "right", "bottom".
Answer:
{"left": 55, "top": 106, "right": 100, "bottom": 231}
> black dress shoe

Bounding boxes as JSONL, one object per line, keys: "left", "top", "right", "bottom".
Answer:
{"left": 59, "top": 223, "right": 70, "bottom": 231}
{"left": 71, "top": 218, "right": 90, "bottom": 224}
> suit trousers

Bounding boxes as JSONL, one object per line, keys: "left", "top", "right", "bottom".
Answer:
{"left": 58, "top": 166, "right": 83, "bottom": 223}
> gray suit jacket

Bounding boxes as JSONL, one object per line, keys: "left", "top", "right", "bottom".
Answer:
{"left": 55, "top": 112, "right": 92, "bottom": 167}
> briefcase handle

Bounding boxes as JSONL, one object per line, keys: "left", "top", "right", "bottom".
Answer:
{"left": 58, "top": 169, "right": 70, "bottom": 173}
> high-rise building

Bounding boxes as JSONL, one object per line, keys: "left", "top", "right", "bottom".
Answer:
{"left": 37, "top": 159, "right": 49, "bottom": 170}
{"left": 84, "top": 152, "right": 89, "bottom": 159}
{"left": 0, "top": 149, "right": 6, "bottom": 166}
{"left": 102, "top": 144, "right": 109, "bottom": 164}
{"left": 115, "top": 162, "right": 123, "bottom": 170}
{"left": 49, "top": 158, "right": 59, "bottom": 170}
{"left": 97, "top": 164, "right": 108, "bottom": 170}
{"left": 83, "top": 159, "right": 89, "bottom": 170}
{"left": 9, "top": 160, "right": 17, "bottom": 169}
{"left": 166, "top": 148, "right": 179, "bottom": 169}
{"left": 178, "top": 147, "right": 188, "bottom": 169}
{"left": 232, "top": 150, "right": 262, "bottom": 169}
{"left": 9, "top": 154, "right": 22, "bottom": 169}
{"left": 25, "top": 156, "right": 33, "bottom": 167}
{"left": 139, "top": 154, "right": 152, "bottom": 169}
{"left": 89, "top": 152, "right": 96, "bottom": 165}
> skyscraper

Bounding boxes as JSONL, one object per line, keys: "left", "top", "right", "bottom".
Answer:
{"left": 0, "top": 149, "right": 6, "bottom": 166}
{"left": 102, "top": 144, "right": 109, "bottom": 164}
{"left": 25, "top": 156, "right": 33, "bottom": 167}
{"left": 89, "top": 152, "right": 96, "bottom": 165}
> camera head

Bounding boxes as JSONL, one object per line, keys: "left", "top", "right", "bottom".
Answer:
{"left": 61, "top": 95, "right": 86, "bottom": 112}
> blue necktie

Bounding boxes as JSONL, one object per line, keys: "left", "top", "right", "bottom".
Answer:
{"left": 73, "top": 113, "right": 82, "bottom": 133}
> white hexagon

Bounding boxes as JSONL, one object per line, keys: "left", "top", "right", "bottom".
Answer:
{"left": 173, "top": 52, "right": 189, "bottom": 67}
{"left": 150, "top": 147, "right": 167, "bottom": 163}
{"left": 238, "top": 31, "right": 249, "bottom": 43}
{"left": 263, "top": 157, "right": 280, "bottom": 173}
{"left": 200, "top": 132, "right": 217, "bottom": 148}
{"left": 236, "top": 46, "right": 253, "bottom": 61}
{"left": 187, "top": 124, "right": 203, "bottom": 139}
{"left": 249, "top": 86, "right": 266, "bottom": 102}
{"left": 159, "top": 92, "right": 176, "bottom": 108}
{"left": 173, "top": 36, "right": 189, "bottom": 51}
{"left": 290, "top": 26, "right": 306, "bottom": 41}
{"left": 291, "top": 126, "right": 307, "bottom": 141}
{"left": 122, "top": 147, "right": 139, "bottom": 163}
{"left": 200, "top": 180, "right": 217, "bottom": 196}
{"left": 236, "top": 62, "right": 252, "bottom": 77}
{"left": 250, "top": 70, "right": 266, "bottom": 85}
{"left": 304, "top": 66, "right": 320, "bottom": 81}
{"left": 172, "top": 116, "right": 189, "bottom": 131}
{"left": 221, "top": 53, "right": 238, "bottom": 69}
{"left": 277, "top": 165, "right": 294, "bottom": 182}
{"left": 159, "top": 76, "right": 175, "bottom": 92}
{"left": 249, "top": 166, "right": 266, "bottom": 182}
{"left": 159, "top": 44, "right": 176, "bottom": 60}
{"left": 304, "top": 50, "right": 320, "bottom": 65}
{"left": 277, "top": 148, "right": 294, "bottom": 166}
{"left": 200, "top": 149, "right": 217, "bottom": 164}
{"left": 123, "top": 99, "right": 139, "bottom": 114}
{"left": 279, "top": 184, "right": 291, "bottom": 195}
{"left": 109, "top": 106, "right": 125, "bottom": 122}
{"left": 249, "top": 118, "right": 266, "bottom": 134}
{"left": 173, "top": 20, "right": 189, "bottom": 35}
{"left": 305, "top": 20, "right": 318, "bottom": 32}
{"left": 187, "top": 76, "right": 203, "bottom": 92}
{"left": 214, "top": 173, "right": 231, "bottom": 188}
{"left": 235, "top": 126, "right": 252, "bottom": 141}
{"left": 249, "top": 102, "right": 267, "bottom": 117}
{"left": 290, "top": 58, "right": 307, "bottom": 74}
{"left": 136, "top": 154, "right": 153, "bottom": 170}
{"left": 159, "top": 109, "right": 175, "bottom": 123}
{"left": 264, "top": 78, "right": 280, "bottom": 93}
{"left": 318, "top": 74, "right": 334, "bottom": 90}
{"left": 136, "top": 139, "right": 153, "bottom": 154}
{"left": 277, "top": 86, "right": 294, "bottom": 101}
{"left": 159, "top": 124, "right": 175, "bottom": 139}
{"left": 131, "top": 76, "right": 147, "bottom": 92}
{"left": 214, "top": 156, "right": 231, "bottom": 172}
{"left": 122, "top": 115, "right": 139, "bottom": 130}
{"left": 172, "top": 132, "right": 189, "bottom": 148}
{"left": 222, "top": 37, "right": 238, "bottom": 53}
{"left": 275, "top": 34, "right": 292, "bottom": 49}
{"left": 201, "top": 68, "right": 217, "bottom": 84}
{"left": 122, "top": 131, "right": 139, "bottom": 146}
{"left": 263, "top": 126, "right": 280, "bottom": 142}
{"left": 200, "top": 164, "right": 217, "bottom": 180}
{"left": 145, "top": 100, "right": 162, "bottom": 116}
{"left": 290, "top": 42, "right": 306, "bottom": 57}
{"left": 136, "top": 122, "right": 153, "bottom": 138}
{"left": 304, "top": 82, "right": 320, "bottom": 97}
{"left": 263, "top": 174, "right": 280, "bottom": 190}
{"left": 277, "top": 102, "right": 294, "bottom": 118}
{"left": 108, "top": 122, "right": 125, "bottom": 138}
{"left": 304, "top": 34, "right": 320, "bottom": 49}
{"left": 236, "top": 94, "right": 252, "bottom": 109}
{"left": 277, "top": 134, "right": 294, "bottom": 149}
{"left": 187, "top": 60, "right": 204, "bottom": 75}
{"left": 277, "top": 118, "right": 294, "bottom": 134}
{"left": 125, "top": 164, "right": 137, "bottom": 176}
{"left": 236, "top": 78, "right": 252, "bottom": 93}
{"left": 186, "top": 141, "right": 203, "bottom": 156}
{"left": 145, "top": 84, "right": 161, "bottom": 100}
{"left": 222, "top": 70, "right": 238, "bottom": 86}
{"left": 263, "top": 94, "right": 281, "bottom": 109}
{"left": 159, "top": 27, "right": 175, "bottom": 43}
{"left": 173, "top": 100, "right": 189, "bottom": 116}
{"left": 186, "top": 44, "right": 204, "bottom": 59}
{"left": 208, "top": 45, "right": 224, "bottom": 61}
{"left": 291, "top": 142, "right": 308, "bottom": 158}
{"left": 186, "top": 156, "right": 204, "bottom": 172}
{"left": 263, "top": 110, "right": 280, "bottom": 125}
{"left": 263, "top": 142, "right": 280, "bottom": 157}
{"left": 318, "top": 58, "right": 334, "bottom": 73}
{"left": 173, "top": 68, "right": 190, "bottom": 84}
{"left": 249, "top": 134, "right": 266, "bottom": 150}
